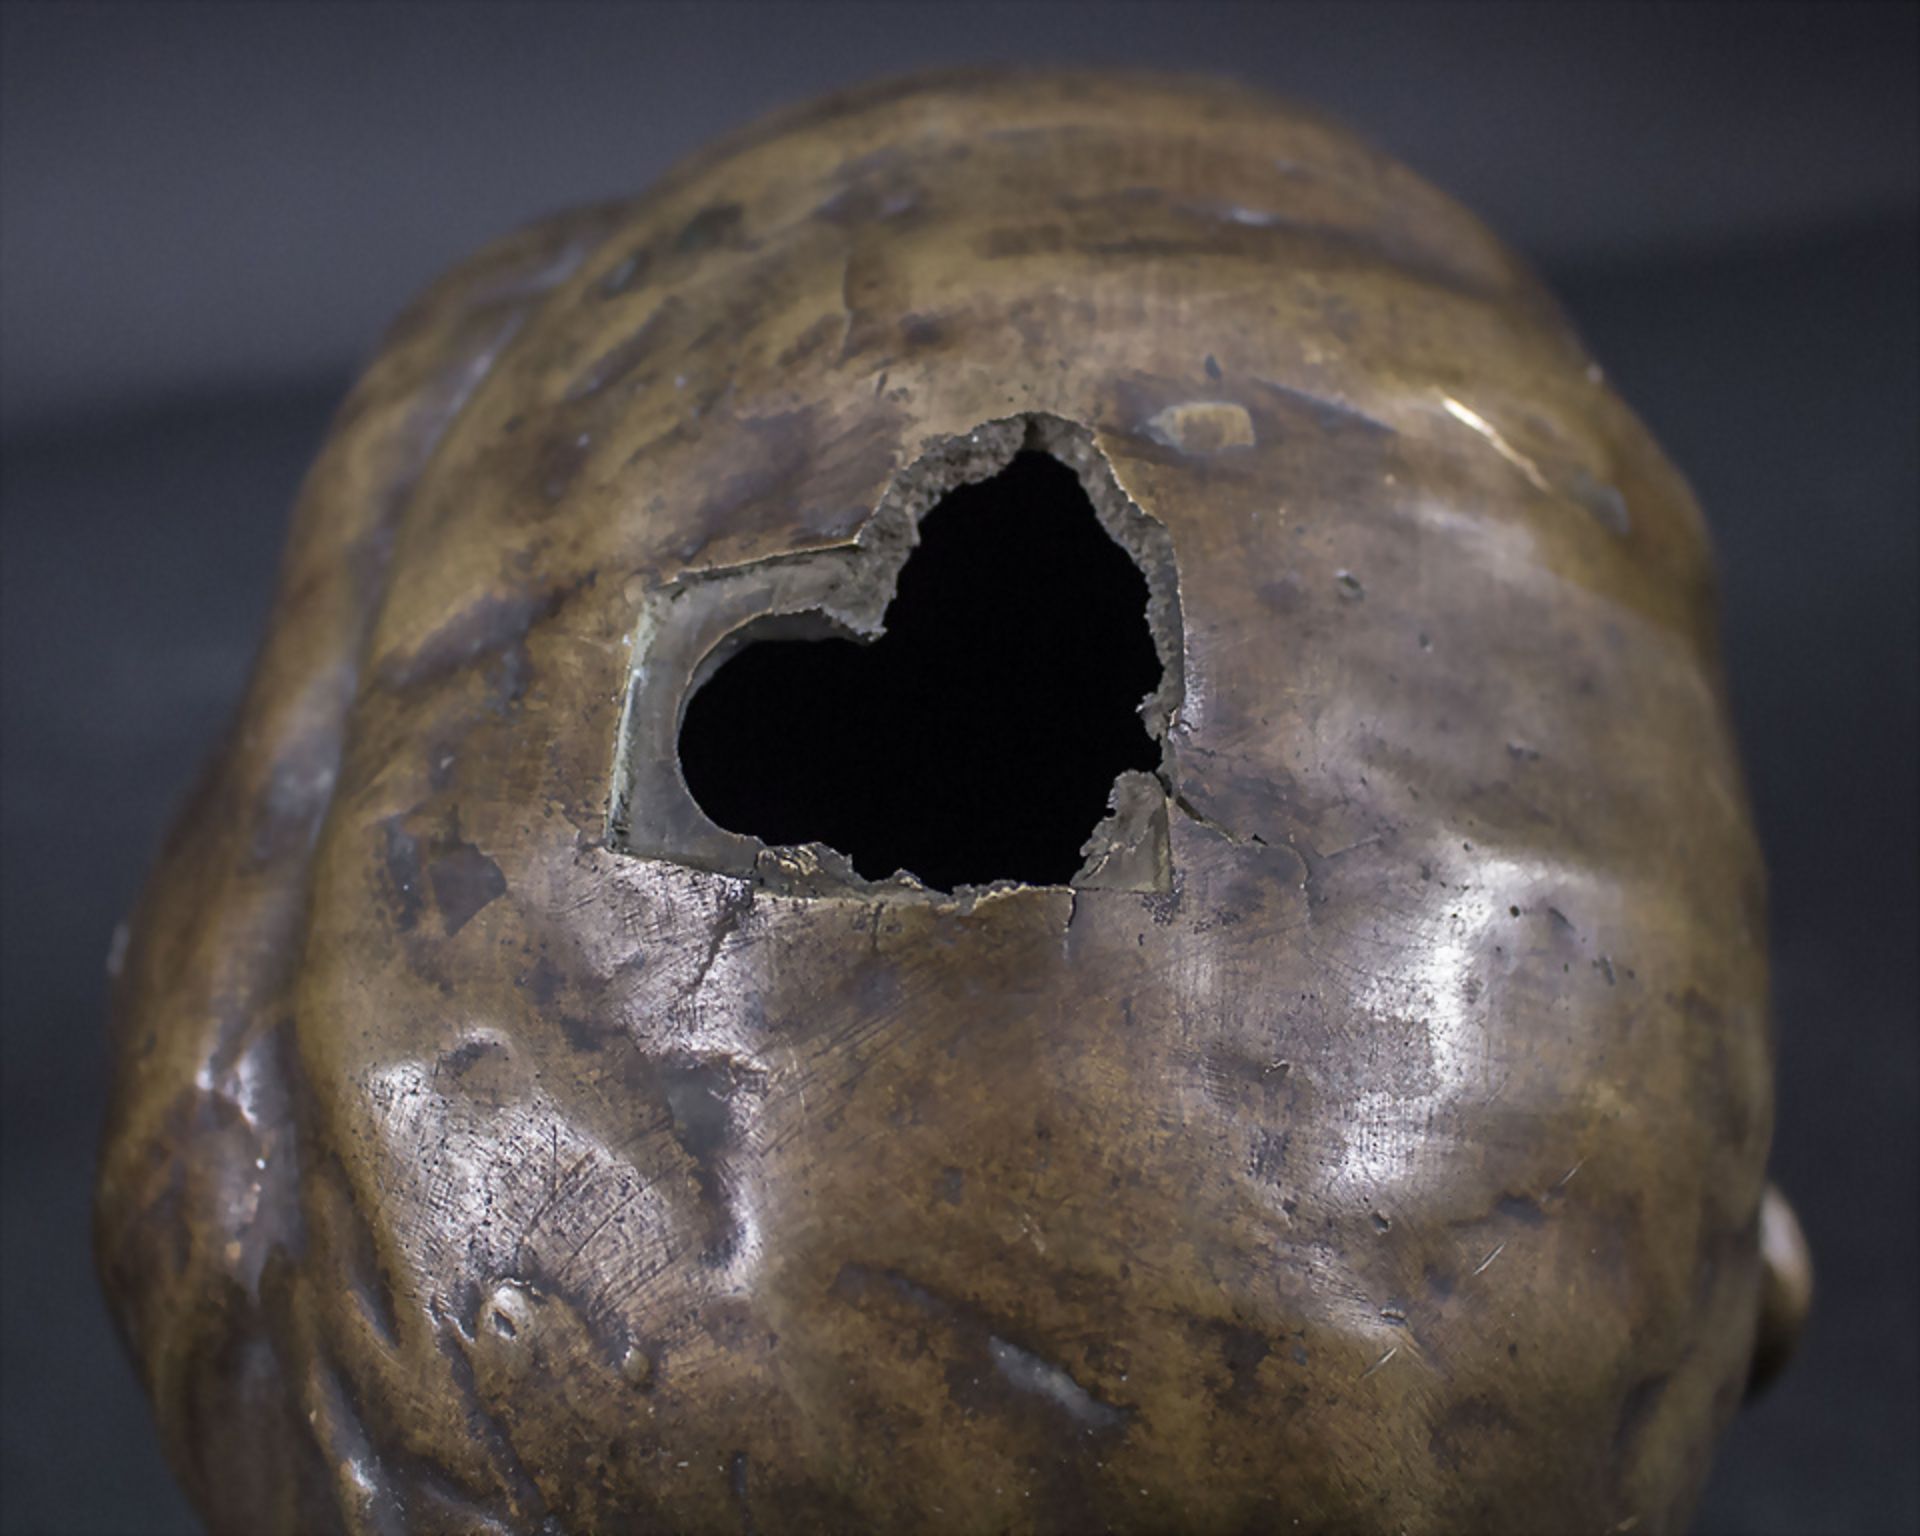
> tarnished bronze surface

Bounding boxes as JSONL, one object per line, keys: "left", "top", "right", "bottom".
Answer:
{"left": 97, "top": 70, "right": 1802, "bottom": 1534}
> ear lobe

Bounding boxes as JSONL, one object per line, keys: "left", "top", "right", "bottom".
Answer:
{"left": 1747, "top": 1182, "right": 1813, "bottom": 1399}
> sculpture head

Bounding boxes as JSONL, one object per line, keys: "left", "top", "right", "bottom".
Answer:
{"left": 96, "top": 69, "right": 1805, "bottom": 1534}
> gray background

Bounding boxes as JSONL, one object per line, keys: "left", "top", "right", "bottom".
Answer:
{"left": 6, "top": 0, "right": 1917, "bottom": 428}
{"left": 3, "top": 3, "right": 1915, "bottom": 1532}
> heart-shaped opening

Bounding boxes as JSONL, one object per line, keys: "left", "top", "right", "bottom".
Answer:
{"left": 676, "top": 450, "right": 1165, "bottom": 892}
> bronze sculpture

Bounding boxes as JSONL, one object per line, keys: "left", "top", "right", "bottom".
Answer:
{"left": 95, "top": 70, "right": 1808, "bottom": 1533}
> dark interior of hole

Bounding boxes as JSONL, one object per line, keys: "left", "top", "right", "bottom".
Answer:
{"left": 676, "top": 451, "right": 1164, "bottom": 891}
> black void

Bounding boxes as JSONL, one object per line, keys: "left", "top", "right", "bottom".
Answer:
{"left": 676, "top": 451, "right": 1164, "bottom": 891}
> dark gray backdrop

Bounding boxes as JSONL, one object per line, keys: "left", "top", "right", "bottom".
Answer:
{"left": 3, "top": 3, "right": 1915, "bottom": 1532}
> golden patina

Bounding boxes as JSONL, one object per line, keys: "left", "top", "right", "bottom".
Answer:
{"left": 97, "top": 70, "right": 1806, "bottom": 1534}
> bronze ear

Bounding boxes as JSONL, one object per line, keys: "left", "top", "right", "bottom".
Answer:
{"left": 1749, "top": 1183, "right": 1814, "bottom": 1398}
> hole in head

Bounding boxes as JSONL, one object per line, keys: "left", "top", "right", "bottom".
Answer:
{"left": 676, "top": 450, "right": 1164, "bottom": 892}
